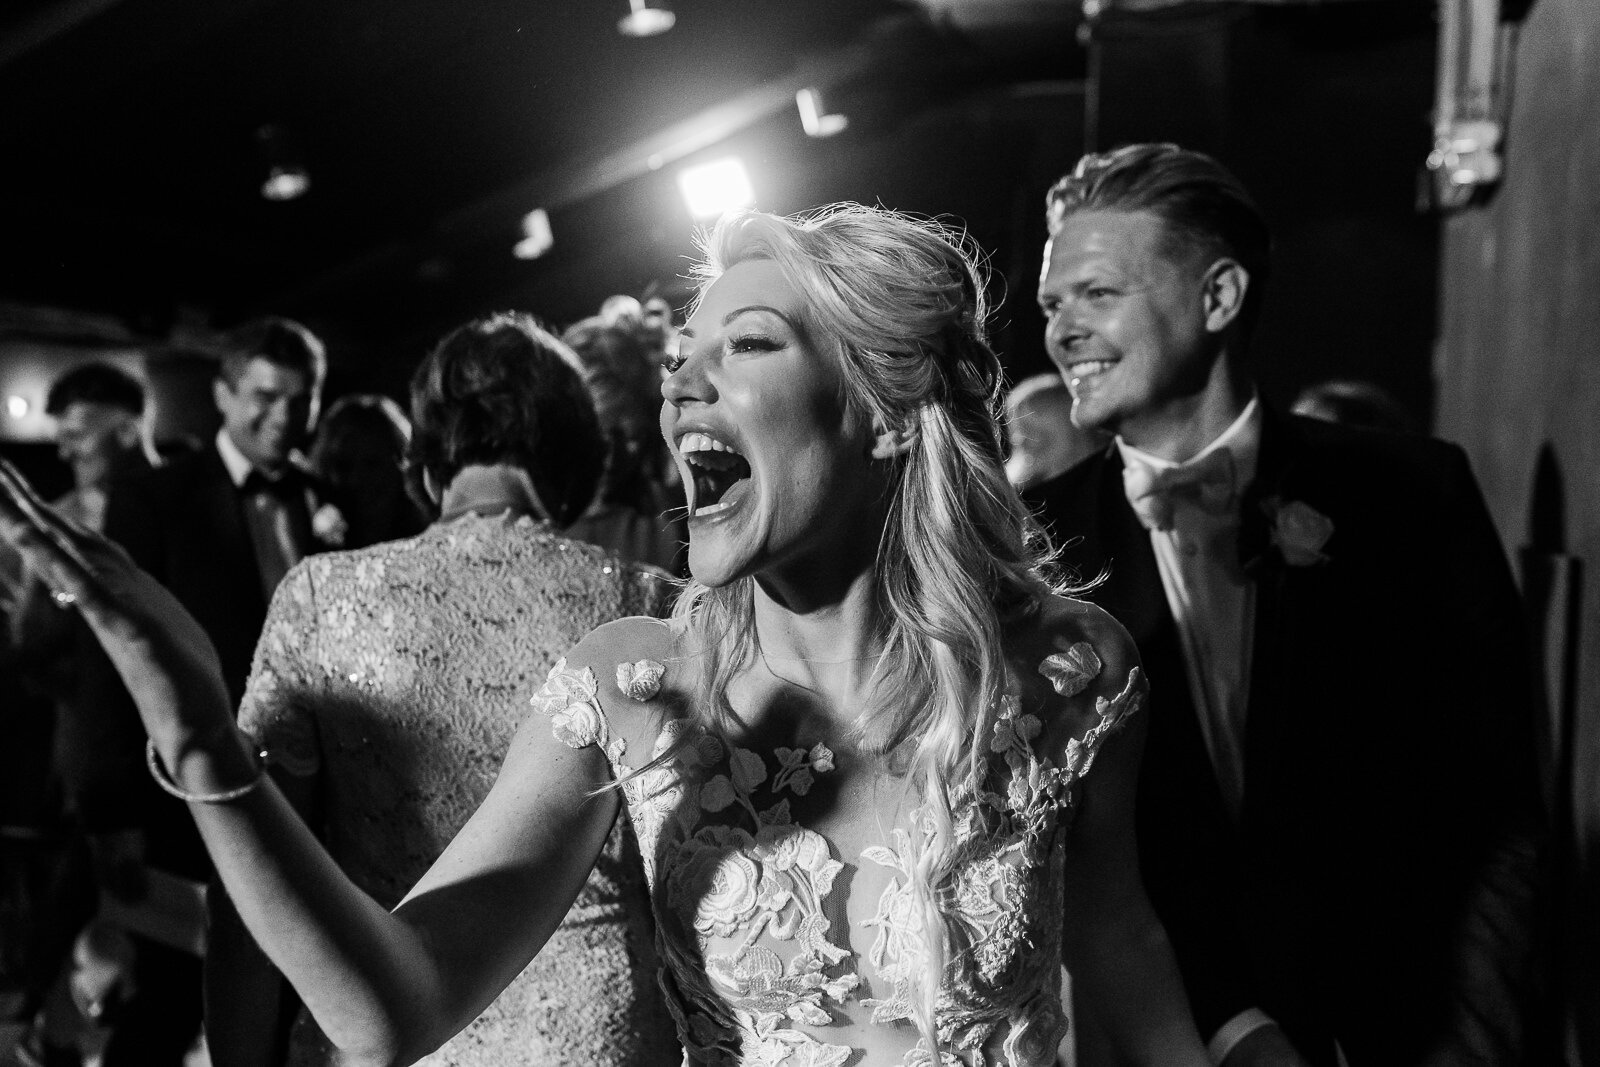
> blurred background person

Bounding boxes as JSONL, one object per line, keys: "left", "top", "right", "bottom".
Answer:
{"left": 1003, "top": 371, "right": 1107, "bottom": 491}
{"left": 1, "top": 364, "right": 160, "bottom": 1067}
{"left": 560, "top": 295, "right": 685, "bottom": 574}
{"left": 205, "top": 312, "right": 679, "bottom": 1067}
{"left": 307, "top": 393, "right": 425, "bottom": 551}
{"left": 1290, "top": 378, "right": 1415, "bottom": 433}
{"left": 103, "top": 316, "right": 331, "bottom": 707}
{"left": 42, "top": 364, "right": 159, "bottom": 531}
{"left": 60, "top": 318, "right": 331, "bottom": 1067}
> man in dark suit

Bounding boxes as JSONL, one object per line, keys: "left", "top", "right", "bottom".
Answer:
{"left": 104, "top": 316, "right": 329, "bottom": 705}
{"left": 78, "top": 318, "right": 328, "bottom": 1065}
{"left": 1027, "top": 144, "right": 1544, "bottom": 1066}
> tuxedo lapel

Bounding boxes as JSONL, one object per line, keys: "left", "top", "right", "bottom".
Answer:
{"left": 195, "top": 446, "right": 264, "bottom": 589}
{"left": 1086, "top": 446, "right": 1169, "bottom": 640}
{"left": 1071, "top": 448, "right": 1241, "bottom": 837}
{"left": 1238, "top": 409, "right": 1306, "bottom": 828}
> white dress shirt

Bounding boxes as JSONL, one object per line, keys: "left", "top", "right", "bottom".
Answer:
{"left": 1116, "top": 397, "right": 1262, "bottom": 823}
{"left": 217, "top": 430, "right": 308, "bottom": 599}
{"left": 1118, "top": 398, "right": 1337, "bottom": 1064}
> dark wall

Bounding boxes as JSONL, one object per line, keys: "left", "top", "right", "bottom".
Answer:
{"left": 1090, "top": 2, "right": 1440, "bottom": 420}
{"left": 1435, "top": 0, "right": 1600, "bottom": 1055}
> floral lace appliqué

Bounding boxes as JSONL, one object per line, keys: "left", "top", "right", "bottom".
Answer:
{"left": 533, "top": 659, "right": 856, "bottom": 1065}
{"left": 861, "top": 661, "right": 1144, "bottom": 1066}
{"left": 1035, "top": 641, "right": 1102, "bottom": 697}
{"left": 529, "top": 650, "right": 1143, "bottom": 1067}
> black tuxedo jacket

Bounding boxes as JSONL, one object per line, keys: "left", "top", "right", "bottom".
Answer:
{"left": 1027, "top": 407, "right": 1544, "bottom": 1064}
{"left": 103, "top": 444, "right": 322, "bottom": 705}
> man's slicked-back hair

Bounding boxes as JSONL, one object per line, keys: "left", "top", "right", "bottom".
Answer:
{"left": 1046, "top": 143, "right": 1272, "bottom": 341}
{"left": 46, "top": 362, "right": 146, "bottom": 417}
{"left": 216, "top": 316, "right": 328, "bottom": 396}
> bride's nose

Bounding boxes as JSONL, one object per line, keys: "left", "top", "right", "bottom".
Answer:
{"left": 662, "top": 344, "right": 715, "bottom": 408}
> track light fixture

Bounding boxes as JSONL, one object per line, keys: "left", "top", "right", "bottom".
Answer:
{"left": 513, "top": 209, "right": 554, "bottom": 260}
{"left": 256, "top": 123, "right": 310, "bottom": 202}
{"left": 796, "top": 88, "right": 848, "bottom": 138}
{"left": 618, "top": 0, "right": 675, "bottom": 38}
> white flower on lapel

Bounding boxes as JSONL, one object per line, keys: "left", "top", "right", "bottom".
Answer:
{"left": 1265, "top": 497, "right": 1333, "bottom": 566}
{"left": 311, "top": 503, "right": 348, "bottom": 547}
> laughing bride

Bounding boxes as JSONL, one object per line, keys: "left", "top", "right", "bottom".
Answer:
{"left": 0, "top": 203, "right": 1206, "bottom": 1067}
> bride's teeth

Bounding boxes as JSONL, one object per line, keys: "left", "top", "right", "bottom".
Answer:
{"left": 678, "top": 432, "right": 740, "bottom": 456}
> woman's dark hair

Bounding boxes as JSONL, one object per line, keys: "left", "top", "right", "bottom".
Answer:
{"left": 560, "top": 300, "right": 671, "bottom": 510}
{"left": 406, "top": 312, "right": 604, "bottom": 526}
{"left": 312, "top": 394, "right": 410, "bottom": 480}
{"left": 46, "top": 362, "right": 146, "bottom": 416}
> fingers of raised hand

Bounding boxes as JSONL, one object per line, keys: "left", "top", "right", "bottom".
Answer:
{"left": 0, "top": 458, "right": 111, "bottom": 606}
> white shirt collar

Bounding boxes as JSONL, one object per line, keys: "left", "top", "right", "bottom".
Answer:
{"left": 214, "top": 428, "right": 256, "bottom": 488}
{"left": 1116, "top": 395, "right": 1263, "bottom": 486}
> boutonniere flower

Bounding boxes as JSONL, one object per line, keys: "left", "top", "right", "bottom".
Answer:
{"left": 1263, "top": 496, "right": 1333, "bottom": 566}
{"left": 311, "top": 503, "right": 348, "bottom": 547}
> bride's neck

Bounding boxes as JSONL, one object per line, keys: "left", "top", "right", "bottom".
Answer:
{"left": 748, "top": 571, "right": 888, "bottom": 713}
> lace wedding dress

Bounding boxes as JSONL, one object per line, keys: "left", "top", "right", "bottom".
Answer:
{"left": 536, "top": 629, "right": 1141, "bottom": 1067}
{"left": 238, "top": 513, "right": 681, "bottom": 1066}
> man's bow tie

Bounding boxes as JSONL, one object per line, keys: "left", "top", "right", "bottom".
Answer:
{"left": 1122, "top": 449, "right": 1238, "bottom": 532}
{"left": 242, "top": 468, "right": 299, "bottom": 500}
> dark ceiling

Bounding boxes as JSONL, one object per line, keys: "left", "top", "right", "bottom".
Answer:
{"left": 0, "top": 0, "right": 1444, "bottom": 416}
{"left": 0, "top": 0, "right": 1081, "bottom": 381}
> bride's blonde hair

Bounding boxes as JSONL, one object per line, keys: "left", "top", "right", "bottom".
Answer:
{"left": 672, "top": 203, "right": 1065, "bottom": 1044}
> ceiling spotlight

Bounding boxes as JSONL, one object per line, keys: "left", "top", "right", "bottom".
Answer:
{"left": 5, "top": 395, "right": 28, "bottom": 419}
{"left": 261, "top": 166, "right": 311, "bottom": 202}
{"left": 513, "top": 208, "right": 554, "bottom": 260}
{"left": 618, "top": 0, "right": 675, "bottom": 37}
{"left": 796, "top": 88, "right": 848, "bottom": 138}
{"left": 256, "top": 123, "right": 311, "bottom": 202}
{"left": 677, "top": 157, "right": 755, "bottom": 220}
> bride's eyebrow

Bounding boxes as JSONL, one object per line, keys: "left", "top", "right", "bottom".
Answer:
{"left": 678, "top": 304, "right": 796, "bottom": 341}
{"left": 723, "top": 305, "right": 795, "bottom": 328}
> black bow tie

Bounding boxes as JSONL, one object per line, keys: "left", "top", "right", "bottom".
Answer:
{"left": 241, "top": 469, "right": 299, "bottom": 500}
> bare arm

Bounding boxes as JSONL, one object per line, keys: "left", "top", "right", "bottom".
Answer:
{"left": 0, "top": 461, "right": 618, "bottom": 1066}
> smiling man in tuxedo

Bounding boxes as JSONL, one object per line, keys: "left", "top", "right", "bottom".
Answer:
{"left": 1027, "top": 144, "right": 1545, "bottom": 1066}
{"left": 104, "top": 316, "right": 330, "bottom": 705}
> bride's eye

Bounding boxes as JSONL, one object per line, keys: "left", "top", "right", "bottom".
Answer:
{"left": 662, "top": 338, "right": 687, "bottom": 374}
{"left": 728, "top": 334, "right": 782, "bottom": 355}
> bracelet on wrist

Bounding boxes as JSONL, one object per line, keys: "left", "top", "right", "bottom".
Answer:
{"left": 145, "top": 737, "right": 268, "bottom": 804}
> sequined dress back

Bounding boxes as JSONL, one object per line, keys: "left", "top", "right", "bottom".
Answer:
{"left": 239, "top": 514, "right": 681, "bottom": 1066}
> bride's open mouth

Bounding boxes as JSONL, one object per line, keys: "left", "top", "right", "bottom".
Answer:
{"left": 678, "top": 431, "right": 752, "bottom": 519}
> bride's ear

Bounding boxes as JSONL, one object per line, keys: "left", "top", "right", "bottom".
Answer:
{"left": 870, "top": 418, "right": 919, "bottom": 460}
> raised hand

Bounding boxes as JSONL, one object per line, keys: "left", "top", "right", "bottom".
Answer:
{"left": 0, "top": 459, "right": 243, "bottom": 776}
